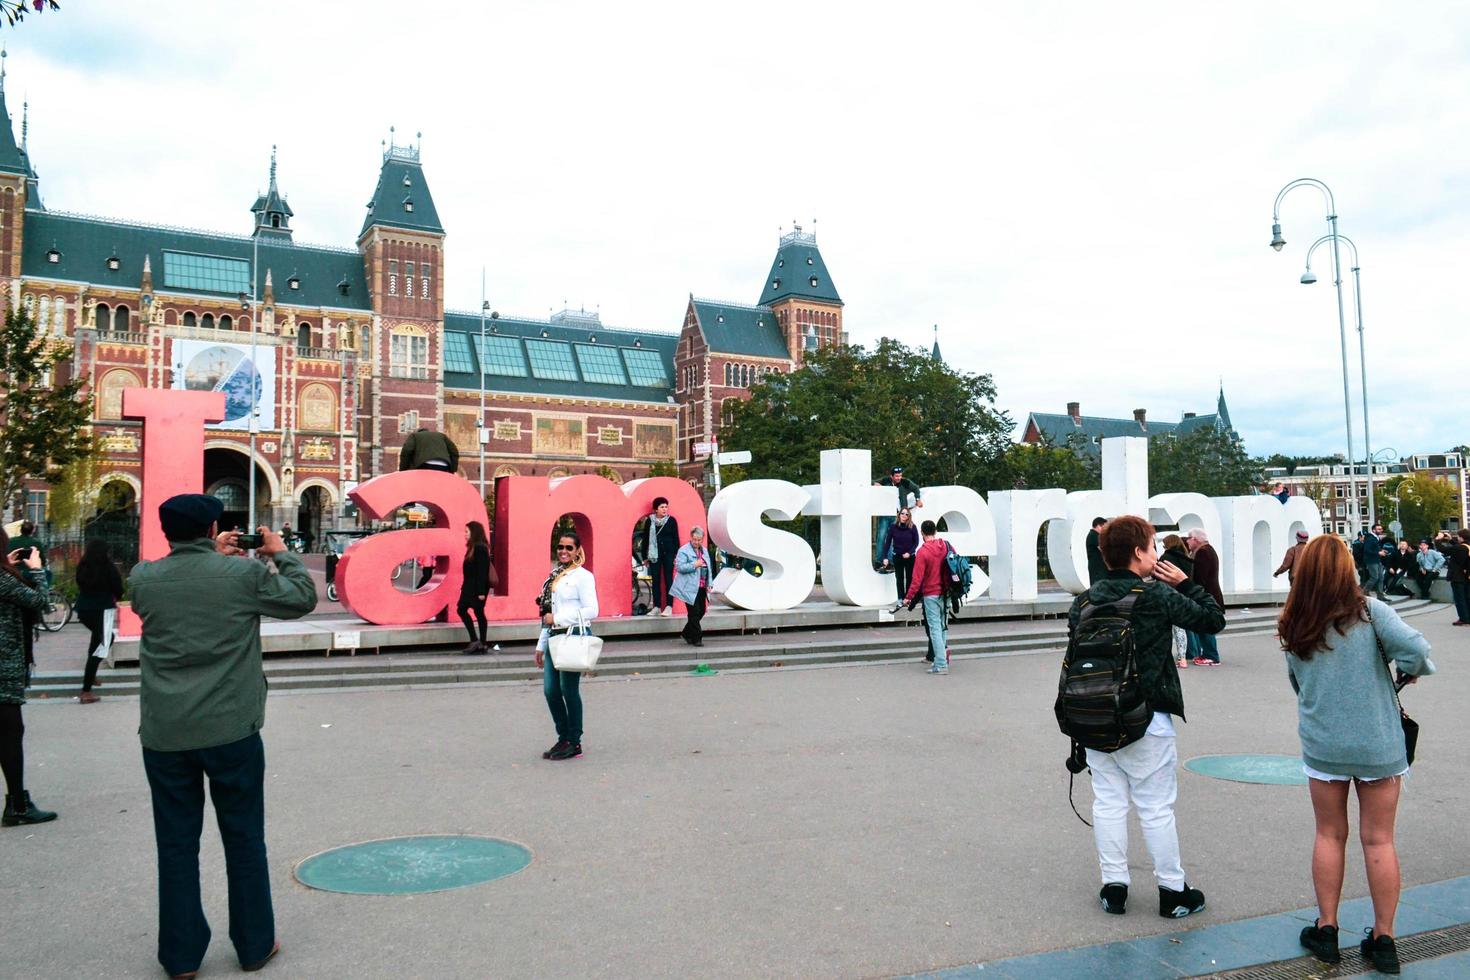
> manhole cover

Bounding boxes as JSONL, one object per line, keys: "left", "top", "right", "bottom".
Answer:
{"left": 1184, "top": 754, "right": 1306, "bottom": 786}
{"left": 295, "top": 835, "right": 531, "bottom": 895}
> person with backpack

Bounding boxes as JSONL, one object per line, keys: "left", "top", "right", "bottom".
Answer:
{"left": 903, "top": 520, "right": 952, "bottom": 675}
{"left": 1056, "top": 515, "right": 1225, "bottom": 918}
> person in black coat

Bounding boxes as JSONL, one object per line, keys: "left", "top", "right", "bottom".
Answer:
{"left": 636, "top": 497, "right": 680, "bottom": 616}
{"left": 1086, "top": 517, "right": 1108, "bottom": 584}
{"left": 457, "top": 521, "right": 494, "bottom": 654}
{"left": 73, "top": 539, "right": 125, "bottom": 703}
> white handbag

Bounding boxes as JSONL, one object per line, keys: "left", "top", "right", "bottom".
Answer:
{"left": 547, "top": 612, "right": 603, "bottom": 672}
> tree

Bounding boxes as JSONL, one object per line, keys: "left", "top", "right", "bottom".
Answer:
{"left": 1148, "top": 427, "right": 1263, "bottom": 498}
{"left": 0, "top": 303, "right": 93, "bottom": 515}
{"left": 44, "top": 447, "right": 102, "bottom": 530}
{"left": 2, "top": 1, "right": 59, "bottom": 28}
{"left": 645, "top": 459, "right": 679, "bottom": 478}
{"left": 1262, "top": 453, "right": 1341, "bottom": 475}
{"left": 1377, "top": 473, "right": 1458, "bottom": 543}
{"left": 992, "top": 441, "right": 1098, "bottom": 493}
{"left": 721, "top": 338, "right": 1013, "bottom": 489}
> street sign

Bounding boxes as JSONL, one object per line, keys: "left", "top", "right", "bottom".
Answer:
{"left": 716, "top": 450, "right": 751, "bottom": 466}
{"left": 693, "top": 441, "right": 716, "bottom": 457}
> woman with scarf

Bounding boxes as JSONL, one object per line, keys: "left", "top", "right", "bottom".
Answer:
{"left": 880, "top": 508, "right": 920, "bottom": 601}
{"left": 639, "top": 497, "right": 679, "bottom": 617}
{"left": 671, "top": 526, "right": 714, "bottom": 646}
{"left": 1, "top": 527, "right": 57, "bottom": 827}
{"left": 535, "top": 529, "right": 598, "bottom": 760}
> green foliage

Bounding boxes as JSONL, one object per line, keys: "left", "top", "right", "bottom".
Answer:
{"left": 1147, "top": 427, "right": 1263, "bottom": 497}
{"left": 721, "top": 338, "right": 1013, "bottom": 488}
{"left": 1377, "top": 473, "right": 1459, "bottom": 543}
{"left": 645, "top": 459, "right": 680, "bottom": 478}
{"left": 44, "top": 448, "right": 103, "bottom": 530}
{"left": 594, "top": 464, "right": 621, "bottom": 483}
{"left": 2, "top": 1, "right": 60, "bottom": 28}
{"left": 991, "top": 441, "right": 1099, "bottom": 493}
{"left": 1262, "top": 453, "right": 1341, "bottom": 475}
{"left": 0, "top": 303, "right": 94, "bottom": 510}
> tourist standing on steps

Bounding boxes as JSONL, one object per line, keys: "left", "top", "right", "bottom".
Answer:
{"left": 880, "top": 508, "right": 920, "bottom": 601}
{"left": 1279, "top": 535, "right": 1434, "bottom": 973}
{"left": 130, "top": 494, "right": 316, "bottom": 979}
{"left": 1067, "top": 515, "right": 1224, "bottom": 920}
{"left": 74, "top": 539, "right": 125, "bottom": 704}
{"left": 671, "top": 526, "right": 713, "bottom": 647}
{"left": 1447, "top": 529, "right": 1470, "bottom": 626}
{"left": 638, "top": 497, "right": 679, "bottom": 617}
{"left": 536, "top": 530, "right": 598, "bottom": 761}
{"left": 874, "top": 466, "right": 923, "bottom": 565}
{"left": 1086, "top": 516, "right": 1108, "bottom": 585}
{"left": 457, "top": 521, "right": 493, "bottom": 654}
{"left": 0, "top": 528, "right": 56, "bottom": 829}
{"left": 1362, "top": 523, "right": 1390, "bottom": 601}
{"left": 903, "top": 520, "right": 951, "bottom": 674}
{"left": 1186, "top": 529, "right": 1225, "bottom": 665}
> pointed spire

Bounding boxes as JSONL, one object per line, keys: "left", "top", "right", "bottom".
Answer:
{"left": 931, "top": 324, "right": 943, "bottom": 363}
{"left": 20, "top": 98, "right": 27, "bottom": 155}
{"left": 268, "top": 144, "right": 277, "bottom": 189}
{"left": 141, "top": 254, "right": 153, "bottom": 293}
{"left": 263, "top": 268, "right": 275, "bottom": 306}
{"left": 251, "top": 146, "right": 293, "bottom": 239}
{"left": 1, "top": 49, "right": 7, "bottom": 95}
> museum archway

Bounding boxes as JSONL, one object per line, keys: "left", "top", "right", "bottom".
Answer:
{"left": 203, "top": 447, "right": 275, "bottom": 533}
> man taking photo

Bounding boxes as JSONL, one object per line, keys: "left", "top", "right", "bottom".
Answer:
{"left": 130, "top": 494, "right": 317, "bottom": 979}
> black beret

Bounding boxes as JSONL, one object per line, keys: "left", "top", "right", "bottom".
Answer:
{"left": 159, "top": 494, "right": 224, "bottom": 539}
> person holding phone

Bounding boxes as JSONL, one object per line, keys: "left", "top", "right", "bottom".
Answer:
{"left": 1279, "top": 534, "right": 1434, "bottom": 973}
{"left": 534, "top": 531, "right": 598, "bottom": 761}
{"left": 671, "top": 526, "right": 714, "bottom": 647}
{"left": 0, "top": 527, "right": 56, "bottom": 828}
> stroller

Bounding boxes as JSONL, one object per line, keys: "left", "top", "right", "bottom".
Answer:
{"left": 323, "top": 529, "right": 375, "bottom": 602}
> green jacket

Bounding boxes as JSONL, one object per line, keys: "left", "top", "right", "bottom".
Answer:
{"left": 399, "top": 428, "right": 460, "bottom": 472}
{"left": 131, "top": 539, "right": 317, "bottom": 752}
{"left": 1067, "top": 570, "right": 1226, "bottom": 720}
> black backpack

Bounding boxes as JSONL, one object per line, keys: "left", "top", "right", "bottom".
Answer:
{"left": 1054, "top": 587, "right": 1151, "bottom": 753}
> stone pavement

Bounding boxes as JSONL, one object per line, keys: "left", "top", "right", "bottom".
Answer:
{"left": 2, "top": 606, "right": 1465, "bottom": 979}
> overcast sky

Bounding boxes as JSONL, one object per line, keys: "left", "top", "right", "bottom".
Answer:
{"left": 10, "top": 2, "right": 1467, "bottom": 457}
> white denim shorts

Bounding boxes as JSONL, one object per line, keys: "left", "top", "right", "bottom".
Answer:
{"left": 1303, "top": 763, "right": 1409, "bottom": 783}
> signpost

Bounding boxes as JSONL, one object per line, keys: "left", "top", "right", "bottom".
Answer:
{"left": 711, "top": 448, "right": 751, "bottom": 494}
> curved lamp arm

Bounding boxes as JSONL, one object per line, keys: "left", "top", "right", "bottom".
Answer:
{"left": 1270, "top": 178, "right": 1337, "bottom": 250}
{"left": 1304, "top": 233, "right": 1359, "bottom": 273}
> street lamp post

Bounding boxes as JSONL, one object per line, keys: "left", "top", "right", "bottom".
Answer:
{"left": 478, "top": 268, "right": 488, "bottom": 500}
{"left": 1271, "top": 178, "right": 1360, "bottom": 532}
{"left": 1301, "top": 232, "right": 1377, "bottom": 525}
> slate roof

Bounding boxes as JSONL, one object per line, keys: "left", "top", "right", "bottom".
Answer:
{"left": 758, "top": 231, "right": 842, "bottom": 306}
{"left": 441, "top": 311, "right": 677, "bottom": 405}
{"left": 691, "top": 298, "right": 789, "bottom": 358}
{"left": 361, "top": 151, "right": 443, "bottom": 236}
{"left": 1026, "top": 391, "right": 1236, "bottom": 455}
{"left": 22, "top": 209, "right": 372, "bottom": 311}
{"left": 0, "top": 87, "right": 26, "bottom": 176}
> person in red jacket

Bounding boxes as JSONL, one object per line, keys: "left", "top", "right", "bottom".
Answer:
{"left": 1186, "top": 529, "right": 1225, "bottom": 665}
{"left": 903, "top": 520, "right": 952, "bottom": 674}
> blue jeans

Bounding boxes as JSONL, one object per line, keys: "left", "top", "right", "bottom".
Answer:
{"left": 1451, "top": 581, "right": 1470, "bottom": 622}
{"left": 1365, "top": 563, "right": 1386, "bottom": 595}
{"left": 1192, "top": 631, "right": 1219, "bottom": 663}
{"left": 922, "top": 595, "right": 948, "bottom": 668}
{"left": 142, "top": 733, "right": 274, "bottom": 977}
{"left": 543, "top": 645, "right": 584, "bottom": 742}
{"left": 875, "top": 515, "right": 894, "bottom": 564}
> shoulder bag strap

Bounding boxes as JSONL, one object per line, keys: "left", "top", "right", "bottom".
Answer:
{"left": 1366, "top": 608, "right": 1407, "bottom": 712}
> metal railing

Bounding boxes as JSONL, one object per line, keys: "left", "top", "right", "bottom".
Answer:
{"left": 94, "top": 329, "right": 149, "bottom": 345}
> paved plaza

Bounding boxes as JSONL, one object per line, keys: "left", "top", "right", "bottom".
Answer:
{"left": 3, "top": 606, "right": 1466, "bottom": 978}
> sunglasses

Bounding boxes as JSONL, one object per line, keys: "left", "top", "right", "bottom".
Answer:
{"left": 556, "top": 545, "right": 576, "bottom": 552}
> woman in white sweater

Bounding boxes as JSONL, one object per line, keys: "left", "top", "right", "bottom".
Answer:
{"left": 535, "top": 530, "right": 599, "bottom": 760}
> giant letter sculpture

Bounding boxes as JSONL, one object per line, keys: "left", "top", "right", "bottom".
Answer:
{"left": 1214, "top": 494, "right": 1325, "bottom": 592}
{"left": 988, "top": 489, "right": 1067, "bottom": 601}
{"left": 707, "top": 479, "right": 815, "bottom": 610}
{"left": 921, "top": 485, "right": 998, "bottom": 600}
{"left": 803, "top": 449, "right": 899, "bottom": 607}
{"left": 117, "top": 389, "right": 227, "bottom": 636}
{"left": 336, "top": 470, "right": 490, "bottom": 625}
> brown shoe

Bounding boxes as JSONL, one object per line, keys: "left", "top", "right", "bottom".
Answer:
{"left": 78, "top": 691, "right": 100, "bottom": 704}
{"left": 243, "top": 941, "right": 281, "bottom": 972}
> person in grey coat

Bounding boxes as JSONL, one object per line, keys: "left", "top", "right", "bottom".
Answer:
{"left": 670, "top": 526, "right": 714, "bottom": 647}
{"left": 1278, "top": 535, "right": 1434, "bottom": 974}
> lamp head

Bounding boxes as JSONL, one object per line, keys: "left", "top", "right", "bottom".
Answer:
{"left": 1300, "top": 268, "right": 1318, "bottom": 285}
{"left": 1270, "top": 222, "right": 1285, "bottom": 252}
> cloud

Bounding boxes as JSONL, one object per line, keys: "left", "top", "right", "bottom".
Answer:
{"left": 10, "top": 0, "right": 1467, "bottom": 456}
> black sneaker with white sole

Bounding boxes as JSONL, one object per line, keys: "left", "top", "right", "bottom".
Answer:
{"left": 1158, "top": 883, "right": 1205, "bottom": 918}
{"left": 1099, "top": 882, "right": 1127, "bottom": 914}
{"left": 1299, "top": 921, "right": 1340, "bottom": 964}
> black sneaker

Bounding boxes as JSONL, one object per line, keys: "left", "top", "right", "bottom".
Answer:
{"left": 549, "top": 742, "right": 583, "bottom": 760}
{"left": 1361, "top": 930, "right": 1400, "bottom": 974}
{"left": 2, "top": 792, "right": 58, "bottom": 827}
{"left": 1100, "top": 882, "right": 1127, "bottom": 915}
{"left": 1299, "top": 921, "right": 1340, "bottom": 964}
{"left": 1158, "top": 883, "right": 1205, "bottom": 919}
{"left": 541, "top": 740, "right": 568, "bottom": 760}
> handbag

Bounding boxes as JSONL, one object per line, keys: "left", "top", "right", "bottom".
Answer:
{"left": 547, "top": 611, "right": 603, "bottom": 673}
{"left": 1369, "top": 611, "right": 1419, "bottom": 767}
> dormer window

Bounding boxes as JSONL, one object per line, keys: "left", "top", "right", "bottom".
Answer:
{"left": 402, "top": 197, "right": 415, "bottom": 213}
{"left": 809, "top": 276, "right": 819, "bottom": 287}
{"left": 45, "top": 246, "right": 61, "bottom": 264}
{"left": 271, "top": 215, "right": 281, "bottom": 228}
{"left": 337, "top": 276, "right": 351, "bottom": 296}
{"left": 778, "top": 259, "right": 784, "bottom": 268}
{"left": 717, "top": 315, "right": 724, "bottom": 323}
{"left": 106, "top": 255, "right": 121, "bottom": 271}
{"left": 287, "top": 273, "right": 300, "bottom": 291}
{"left": 402, "top": 173, "right": 412, "bottom": 187}
{"left": 771, "top": 279, "right": 780, "bottom": 290}
{"left": 806, "top": 257, "right": 814, "bottom": 265}
{"left": 588, "top": 334, "right": 597, "bottom": 343}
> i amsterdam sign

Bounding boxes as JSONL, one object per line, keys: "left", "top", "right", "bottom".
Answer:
{"left": 119, "top": 389, "right": 1323, "bottom": 634}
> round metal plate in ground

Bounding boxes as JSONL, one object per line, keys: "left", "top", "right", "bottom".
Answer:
{"left": 295, "top": 835, "right": 531, "bottom": 895}
{"left": 1183, "top": 754, "right": 1307, "bottom": 786}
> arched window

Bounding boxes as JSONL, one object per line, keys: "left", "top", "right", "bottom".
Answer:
{"left": 113, "top": 305, "right": 129, "bottom": 331}
{"left": 94, "top": 303, "right": 110, "bottom": 329}
{"left": 201, "top": 313, "right": 215, "bottom": 330}
{"left": 37, "top": 297, "right": 50, "bottom": 333}
{"left": 219, "top": 314, "right": 233, "bottom": 330}
{"left": 297, "top": 323, "right": 311, "bottom": 350}
{"left": 97, "top": 368, "right": 141, "bottom": 420}
{"left": 182, "top": 311, "right": 196, "bottom": 328}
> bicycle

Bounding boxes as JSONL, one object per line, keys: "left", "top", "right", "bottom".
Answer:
{"left": 39, "top": 588, "right": 72, "bottom": 632}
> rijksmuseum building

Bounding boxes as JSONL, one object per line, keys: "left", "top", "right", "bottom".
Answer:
{"left": 1, "top": 83, "right": 844, "bottom": 545}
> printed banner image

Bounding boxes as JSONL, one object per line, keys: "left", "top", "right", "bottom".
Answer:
{"left": 171, "top": 339, "right": 277, "bottom": 431}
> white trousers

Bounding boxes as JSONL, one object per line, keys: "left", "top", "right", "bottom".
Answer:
{"left": 1087, "top": 734, "right": 1186, "bottom": 890}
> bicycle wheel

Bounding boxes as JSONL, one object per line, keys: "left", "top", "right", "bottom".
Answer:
{"left": 41, "top": 591, "right": 72, "bottom": 632}
{"left": 326, "top": 583, "right": 338, "bottom": 603}
{"left": 391, "top": 563, "right": 403, "bottom": 581}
